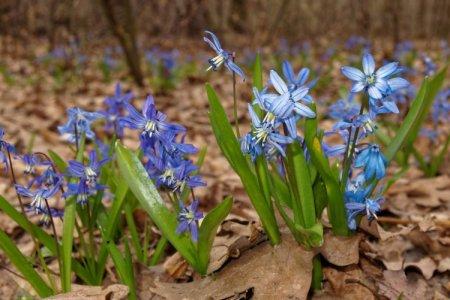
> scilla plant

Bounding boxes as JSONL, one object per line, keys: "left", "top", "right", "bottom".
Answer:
{"left": 0, "top": 83, "right": 231, "bottom": 298}
{"left": 204, "top": 31, "right": 446, "bottom": 288}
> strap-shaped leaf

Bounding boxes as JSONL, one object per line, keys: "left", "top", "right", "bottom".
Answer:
{"left": 385, "top": 66, "right": 447, "bottom": 162}
{"left": 197, "top": 196, "right": 233, "bottom": 274}
{"left": 206, "top": 84, "right": 281, "bottom": 244}
{"left": 0, "top": 230, "right": 54, "bottom": 297}
{"left": 305, "top": 104, "right": 349, "bottom": 236}
{"left": 115, "top": 142, "right": 198, "bottom": 268}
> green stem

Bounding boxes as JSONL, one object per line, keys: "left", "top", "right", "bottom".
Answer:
{"left": 232, "top": 53, "right": 240, "bottom": 138}
{"left": 150, "top": 236, "right": 168, "bottom": 266}
{"left": 255, "top": 156, "right": 272, "bottom": 208}
{"left": 312, "top": 256, "right": 323, "bottom": 290}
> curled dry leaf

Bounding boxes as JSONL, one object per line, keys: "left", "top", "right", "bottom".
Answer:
{"left": 151, "top": 233, "right": 314, "bottom": 299}
{"left": 47, "top": 284, "right": 129, "bottom": 300}
{"left": 313, "top": 268, "right": 375, "bottom": 300}
{"left": 403, "top": 252, "right": 437, "bottom": 280}
{"left": 319, "top": 230, "right": 361, "bottom": 266}
{"left": 376, "top": 270, "right": 430, "bottom": 300}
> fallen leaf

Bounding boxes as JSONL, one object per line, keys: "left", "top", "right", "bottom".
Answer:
{"left": 376, "top": 270, "right": 430, "bottom": 300}
{"left": 319, "top": 231, "right": 361, "bottom": 266}
{"left": 150, "top": 233, "right": 314, "bottom": 299}
{"left": 48, "top": 284, "right": 129, "bottom": 300}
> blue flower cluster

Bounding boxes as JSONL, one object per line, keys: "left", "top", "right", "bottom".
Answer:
{"left": 119, "top": 94, "right": 205, "bottom": 241}
{"left": 335, "top": 53, "right": 410, "bottom": 229}
{"left": 241, "top": 61, "right": 316, "bottom": 161}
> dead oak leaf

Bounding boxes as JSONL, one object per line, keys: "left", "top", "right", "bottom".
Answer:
{"left": 151, "top": 234, "right": 314, "bottom": 299}
{"left": 376, "top": 270, "right": 430, "bottom": 300}
{"left": 319, "top": 231, "right": 361, "bottom": 266}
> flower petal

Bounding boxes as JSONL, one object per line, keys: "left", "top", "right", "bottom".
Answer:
{"left": 341, "top": 66, "right": 365, "bottom": 81}
{"left": 270, "top": 70, "right": 288, "bottom": 94}
{"left": 376, "top": 62, "right": 398, "bottom": 78}
{"left": 362, "top": 53, "right": 375, "bottom": 75}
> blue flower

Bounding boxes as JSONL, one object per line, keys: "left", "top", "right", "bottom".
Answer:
{"left": 21, "top": 154, "right": 49, "bottom": 175}
{"left": 328, "top": 93, "right": 360, "bottom": 121}
{"left": 281, "top": 61, "right": 316, "bottom": 93}
{"left": 102, "top": 83, "right": 133, "bottom": 137}
{"left": 246, "top": 104, "right": 293, "bottom": 157}
{"left": 30, "top": 166, "right": 62, "bottom": 189}
{"left": 341, "top": 53, "right": 404, "bottom": 99}
{"left": 65, "top": 180, "right": 104, "bottom": 205}
{"left": 146, "top": 153, "right": 205, "bottom": 193}
{"left": 203, "top": 31, "right": 245, "bottom": 79}
{"left": 58, "top": 107, "right": 103, "bottom": 143}
{"left": 68, "top": 150, "right": 108, "bottom": 185}
{"left": 431, "top": 88, "right": 450, "bottom": 125}
{"left": 354, "top": 144, "right": 387, "bottom": 180}
{"left": 346, "top": 197, "right": 383, "bottom": 230}
{"left": 421, "top": 53, "right": 437, "bottom": 76}
{"left": 0, "top": 128, "right": 15, "bottom": 172}
{"left": 176, "top": 199, "right": 203, "bottom": 242}
{"left": 120, "top": 95, "right": 185, "bottom": 148}
{"left": 16, "top": 183, "right": 60, "bottom": 214}
{"left": 266, "top": 70, "right": 315, "bottom": 120}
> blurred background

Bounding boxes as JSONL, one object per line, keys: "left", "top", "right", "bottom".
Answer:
{"left": 0, "top": 0, "right": 449, "bottom": 86}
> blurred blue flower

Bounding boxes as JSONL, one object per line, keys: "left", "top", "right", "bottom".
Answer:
{"left": 102, "top": 83, "right": 134, "bottom": 137}
{"left": 58, "top": 107, "right": 103, "bottom": 143}
{"left": 176, "top": 199, "right": 203, "bottom": 242}
{"left": 204, "top": 31, "right": 245, "bottom": 79}
{"left": 421, "top": 53, "right": 437, "bottom": 76}
{"left": 431, "top": 88, "right": 450, "bottom": 125}
{"left": 328, "top": 93, "right": 360, "bottom": 120}
{"left": 354, "top": 144, "right": 387, "bottom": 180}
{"left": 0, "top": 128, "right": 15, "bottom": 172}
{"left": 341, "top": 53, "right": 406, "bottom": 100}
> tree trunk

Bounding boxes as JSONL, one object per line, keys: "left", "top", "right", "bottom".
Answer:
{"left": 99, "top": 0, "right": 144, "bottom": 87}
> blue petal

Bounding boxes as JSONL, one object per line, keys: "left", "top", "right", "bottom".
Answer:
{"left": 362, "top": 53, "right": 375, "bottom": 75}
{"left": 388, "top": 77, "right": 409, "bottom": 91}
{"left": 376, "top": 62, "right": 398, "bottom": 78}
{"left": 341, "top": 67, "right": 365, "bottom": 81}
{"left": 368, "top": 86, "right": 382, "bottom": 99}
{"left": 270, "top": 70, "right": 288, "bottom": 94}
{"left": 282, "top": 61, "right": 295, "bottom": 83}
{"left": 351, "top": 82, "right": 365, "bottom": 93}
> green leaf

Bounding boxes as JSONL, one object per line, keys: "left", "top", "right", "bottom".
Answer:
{"left": 294, "top": 222, "right": 324, "bottom": 248}
{"left": 285, "top": 141, "right": 316, "bottom": 228}
{"left": 62, "top": 134, "right": 85, "bottom": 292}
{"left": 108, "top": 241, "right": 136, "bottom": 299}
{"left": 305, "top": 104, "right": 348, "bottom": 236}
{"left": 115, "top": 142, "right": 198, "bottom": 268}
{"left": 385, "top": 66, "right": 447, "bottom": 162}
{"left": 0, "top": 196, "right": 92, "bottom": 283}
{"left": 312, "top": 175, "right": 328, "bottom": 217}
{"left": 255, "top": 156, "right": 271, "bottom": 206}
{"left": 197, "top": 196, "right": 233, "bottom": 274}
{"left": 48, "top": 149, "right": 68, "bottom": 172}
{"left": 253, "top": 53, "right": 263, "bottom": 90}
{"left": 0, "top": 230, "right": 53, "bottom": 297}
{"left": 206, "top": 84, "right": 281, "bottom": 244}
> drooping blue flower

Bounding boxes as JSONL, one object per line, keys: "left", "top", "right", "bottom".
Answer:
{"left": 30, "top": 166, "right": 62, "bottom": 189}
{"left": 68, "top": 150, "right": 108, "bottom": 185}
{"left": 341, "top": 53, "right": 406, "bottom": 100}
{"left": 16, "top": 183, "right": 60, "bottom": 214}
{"left": 421, "top": 53, "right": 437, "bottom": 76}
{"left": 20, "top": 153, "right": 49, "bottom": 175}
{"left": 120, "top": 95, "right": 185, "bottom": 148}
{"left": 346, "top": 197, "right": 383, "bottom": 230}
{"left": 354, "top": 144, "right": 387, "bottom": 180}
{"left": 58, "top": 107, "right": 103, "bottom": 143}
{"left": 203, "top": 31, "right": 245, "bottom": 79}
{"left": 176, "top": 199, "right": 203, "bottom": 242}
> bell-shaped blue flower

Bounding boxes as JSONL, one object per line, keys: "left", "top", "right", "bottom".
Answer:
{"left": 58, "top": 107, "right": 103, "bottom": 143}
{"left": 354, "top": 144, "right": 387, "bottom": 180}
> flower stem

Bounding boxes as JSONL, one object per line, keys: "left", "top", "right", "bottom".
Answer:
{"left": 232, "top": 53, "right": 240, "bottom": 138}
{"left": 341, "top": 104, "right": 365, "bottom": 190}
